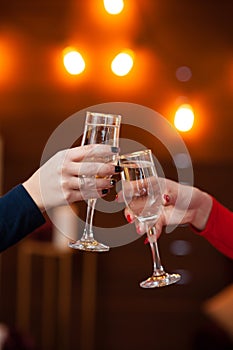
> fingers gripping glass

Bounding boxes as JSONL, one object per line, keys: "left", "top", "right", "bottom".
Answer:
{"left": 120, "top": 149, "right": 181, "bottom": 288}
{"left": 69, "top": 111, "right": 121, "bottom": 252}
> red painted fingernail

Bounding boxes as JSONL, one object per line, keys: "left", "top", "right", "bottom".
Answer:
{"left": 144, "top": 237, "right": 149, "bottom": 244}
{"left": 163, "top": 194, "right": 170, "bottom": 203}
{"left": 126, "top": 214, "right": 133, "bottom": 223}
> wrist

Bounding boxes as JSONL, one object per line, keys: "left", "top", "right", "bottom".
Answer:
{"left": 22, "top": 171, "right": 45, "bottom": 212}
{"left": 191, "top": 189, "right": 213, "bottom": 230}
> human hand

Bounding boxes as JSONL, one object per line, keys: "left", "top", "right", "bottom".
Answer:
{"left": 23, "top": 144, "right": 121, "bottom": 212}
{"left": 118, "top": 178, "right": 213, "bottom": 237}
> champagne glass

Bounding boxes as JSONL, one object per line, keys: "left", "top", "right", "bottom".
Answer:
{"left": 69, "top": 111, "right": 121, "bottom": 252}
{"left": 120, "top": 149, "right": 181, "bottom": 288}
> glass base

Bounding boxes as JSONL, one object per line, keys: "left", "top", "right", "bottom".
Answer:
{"left": 68, "top": 239, "right": 110, "bottom": 252}
{"left": 140, "top": 272, "right": 181, "bottom": 288}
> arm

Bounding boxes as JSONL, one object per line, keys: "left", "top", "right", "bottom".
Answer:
{"left": 122, "top": 178, "right": 233, "bottom": 259}
{"left": 0, "top": 184, "right": 45, "bottom": 252}
{"left": 192, "top": 197, "right": 233, "bottom": 259}
{"left": 0, "top": 144, "right": 120, "bottom": 252}
{"left": 161, "top": 180, "right": 233, "bottom": 259}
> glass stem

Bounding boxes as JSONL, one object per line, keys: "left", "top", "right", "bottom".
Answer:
{"left": 147, "top": 226, "right": 165, "bottom": 277}
{"left": 82, "top": 198, "right": 97, "bottom": 241}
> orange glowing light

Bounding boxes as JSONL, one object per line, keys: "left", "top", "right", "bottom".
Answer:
{"left": 0, "top": 36, "right": 20, "bottom": 86}
{"left": 63, "top": 48, "right": 85, "bottom": 75}
{"left": 103, "top": 0, "right": 124, "bottom": 14}
{"left": 174, "top": 104, "right": 195, "bottom": 132}
{"left": 111, "top": 50, "right": 134, "bottom": 76}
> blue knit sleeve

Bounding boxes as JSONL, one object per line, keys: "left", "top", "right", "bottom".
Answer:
{"left": 0, "top": 184, "right": 45, "bottom": 252}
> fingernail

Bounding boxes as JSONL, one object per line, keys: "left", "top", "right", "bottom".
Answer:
{"left": 136, "top": 226, "right": 141, "bottom": 234}
{"left": 115, "top": 165, "right": 123, "bottom": 173}
{"left": 144, "top": 237, "right": 149, "bottom": 245}
{"left": 115, "top": 194, "right": 118, "bottom": 201}
{"left": 126, "top": 214, "right": 133, "bottom": 223}
{"left": 111, "top": 146, "right": 119, "bottom": 153}
{"left": 110, "top": 179, "right": 116, "bottom": 186}
{"left": 163, "top": 194, "right": 170, "bottom": 203}
{"left": 102, "top": 189, "right": 109, "bottom": 195}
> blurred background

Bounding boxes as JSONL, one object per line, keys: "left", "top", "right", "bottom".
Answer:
{"left": 0, "top": 0, "right": 232, "bottom": 349}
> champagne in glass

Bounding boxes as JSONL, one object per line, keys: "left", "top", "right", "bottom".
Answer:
{"left": 69, "top": 111, "right": 121, "bottom": 252}
{"left": 120, "top": 149, "right": 181, "bottom": 287}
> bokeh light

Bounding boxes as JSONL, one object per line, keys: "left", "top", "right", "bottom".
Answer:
{"left": 0, "top": 34, "right": 22, "bottom": 86}
{"left": 63, "top": 48, "right": 86, "bottom": 75}
{"left": 111, "top": 50, "right": 134, "bottom": 76}
{"left": 173, "top": 269, "right": 192, "bottom": 285}
{"left": 176, "top": 66, "right": 192, "bottom": 82}
{"left": 103, "top": 0, "right": 124, "bottom": 14}
{"left": 170, "top": 240, "right": 192, "bottom": 256}
{"left": 174, "top": 104, "right": 195, "bottom": 132}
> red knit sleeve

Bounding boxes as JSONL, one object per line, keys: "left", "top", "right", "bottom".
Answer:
{"left": 192, "top": 197, "right": 233, "bottom": 259}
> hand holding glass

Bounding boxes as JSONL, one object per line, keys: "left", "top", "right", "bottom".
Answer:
{"left": 120, "top": 149, "right": 181, "bottom": 288}
{"left": 69, "top": 111, "right": 121, "bottom": 252}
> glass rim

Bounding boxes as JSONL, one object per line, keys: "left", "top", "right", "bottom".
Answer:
{"left": 86, "top": 111, "right": 122, "bottom": 121}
